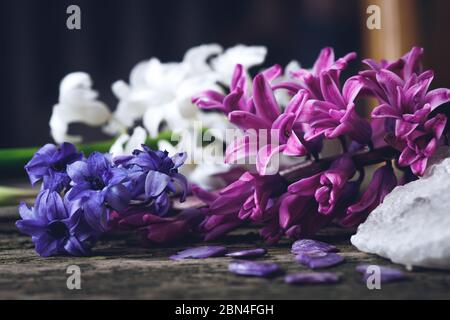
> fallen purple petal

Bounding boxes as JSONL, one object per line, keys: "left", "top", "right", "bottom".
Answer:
{"left": 170, "top": 246, "right": 228, "bottom": 260}
{"left": 296, "top": 252, "right": 344, "bottom": 269}
{"left": 228, "top": 261, "right": 281, "bottom": 277}
{"left": 356, "top": 264, "right": 407, "bottom": 283}
{"left": 226, "top": 248, "right": 267, "bottom": 259}
{"left": 291, "top": 239, "right": 339, "bottom": 255}
{"left": 285, "top": 272, "right": 340, "bottom": 285}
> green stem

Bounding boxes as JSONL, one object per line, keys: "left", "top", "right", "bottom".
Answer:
{"left": 0, "top": 131, "right": 174, "bottom": 179}
{"left": 0, "top": 186, "right": 38, "bottom": 206}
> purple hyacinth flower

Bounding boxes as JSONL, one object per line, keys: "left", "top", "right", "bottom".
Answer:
{"left": 259, "top": 217, "right": 284, "bottom": 245}
{"left": 191, "top": 185, "right": 243, "bottom": 242}
{"left": 340, "top": 164, "right": 397, "bottom": 227}
{"left": 397, "top": 114, "right": 447, "bottom": 176}
{"left": 200, "top": 212, "right": 243, "bottom": 242}
{"left": 193, "top": 63, "right": 282, "bottom": 116}
{"left": 15, "top": 190, "right": 98, "bottom": 257}
{"left": 193, "top": 64, "right": 263, "bottom": 116}
{"left": 25, "top": 142, "right": 82, "bottom": 190}
{"left": 370, "top": 70, "right": 450, "bottom": 141}
{"left": 170, "top": 246, "right": 228, "bottom": 260}
{"left": 113, "top": 206, "right": 204, "bottom": 244}
{"left": 225, "top": 75, "right": 314, "bottom": 175}
{"left": 192, "top": 172, "right": 286, "bottom": 242}
{"left": 226, "top": 248, "right": 267, "bottom": 259}
{"left": 295, "top": 251, "right": 344, "bottom": 269}
{"left": 356, "top": 264, "right": 407, "bottom": 283}
{"left": 141, "top": 208, "right": 203, "bottom": 244}
{"left": 360, "top": 47, "right": 424, "bottom": 90}
{"left": 360, "top": 47, "right": 427, "bottom": 104}
{"left": 118, "top": 146, "right": 188, "bottom": 215}
{"left": 278, "top": 193, "right": 318, "bottom": 234}
{"left": 274, "top": 47, "right": 357, "bottom": 100}
{"left": 285, "top": 272, "right": 340, "bottom": 285}
{"left": 297, "top": 72, "right": 372, "bottom": 144}
{"left": 195, "top": 64, "right": 321, "bottom": 175}
{"left": 66, "top": 152, "right": 130, "bottom": 232}
{"left": 360, "top": 48, "right": 450, "bottom": 177}
{"left": 291, "top": 239, "right": 338, "bottom": 255}
{"left": 275, "top": 181, "right": 358, "bottom": 241}
{"left": 195, "top": 171, "right": 285, "bottom": 245}
{"left": 288, "top": 156, "right": 356, "bottom": 215}
{"left": 228, "top": 261, "right": 281, "bottom": 277}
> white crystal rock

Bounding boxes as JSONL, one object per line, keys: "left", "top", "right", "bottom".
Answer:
{"left": 351, "top": 156, "right": 450, "bottom": 270}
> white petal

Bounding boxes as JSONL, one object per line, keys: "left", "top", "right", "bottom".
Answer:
{"left": 59, "top": 72, "right": 93, "bottom": 97}
{"left": 285, "top": 60, "right": 301, "bottom": 74}
{"left": 109, "top": 133, "right": 130, "bottom": 157}
{"left": 211, "top": 45, "right": 267, "bottom": 84}
{"left": 111, "top": 80, "right": 131, "bottom": 99}
{"left": 176, "top": 74, "right": 222, "bottom": 99}
{"left": 273, "top": 60, "right": 302, "bottom": 107}
{"left": 109, "top": 126, "right": 147, "bottom": 157}
{"left": 188, "top": 163, "right": 230, "bottom": 190}
{"left": 183, "top": 43, "right": 223, "bottom": 74}
{"left": 125, "top": 126, "right": 147, "bottom": 154}
{"left": 129, "top": 61, "right": 150, "bottom": 87}
{"left": 49, "top": 112, "right": 78, "bottom": 144}
{"left": 102, "top": 117, "right": 128, "bottom": 136}
{"left": 144, "top": 58, "right": 188, "bottom": 89}
{"left": 143, "top": 106, "right": 168, "bottom": 138}
{"left": 50, "top": 73, "right": 111, "bottom": 144}
{"left": 157, "top": 139, "right": 178, "bottom": 155}
{"left": 52, "top": 101, "right": 111, "bottom": 126}
{"left": 112, "top": 100, "right": 147, "bottom": 128}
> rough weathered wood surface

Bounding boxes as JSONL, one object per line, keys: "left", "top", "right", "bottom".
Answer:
{"left": 1, "top": 206, "right": 449, "bottom": 300}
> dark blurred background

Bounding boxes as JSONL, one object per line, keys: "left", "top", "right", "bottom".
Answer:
{"left": 0, "top": 0, "right": 449, "bottom": 148}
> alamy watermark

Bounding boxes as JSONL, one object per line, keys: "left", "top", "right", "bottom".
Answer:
{"left": 66, "top": 5, "right": 81, "bottom": 30}
{"left": 166, "top": 121, "right": 283, "bottom": 174}
{"left": 366, "top": 5, "right": 381, "bottom": 30}
{"left": 66, "top": 265, "right": 82, "bottom": 290}
{"left": 365, "top": 265, "right": 382, "bottom": 290}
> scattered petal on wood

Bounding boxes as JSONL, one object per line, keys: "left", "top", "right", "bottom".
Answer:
{"left": 356, "top": 264, "right": 407, "bottom": 283}
{"left": 170, "top": 246, "right": 227, "bottom": 260}
{"left": 296, "top": 252, "right": 344, "bottom": 269}
{"left": 226, "top": 248, "right": 267, "bottom": 259}
{"left": 228, "top": 261, "right": 281, "bottom": 277}
{"left": 285, "top": 272, "right": 340, "bottom": 285}
{"left": 291, "top": 239, "right": 339, "bottom": 255}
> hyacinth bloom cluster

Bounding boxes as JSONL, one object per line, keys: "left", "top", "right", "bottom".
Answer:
{"left": 194, "top": 64, "right": 323, "bottom": 175}
{"left": 17, "top": 46, "right": 450, "bottom": 256}
{"left": 360, "top": 47, "right": 450, "bottom": 175}
{"left": 17, "top": 143, "right": 189, "bottom": 256}
{"left": 191, "top": 46, "right": 450, "bottom": 243}
{"left": 288, "top": 156, "right": 356, "bottom": 215}
{"left": 50, "top": 45, "right": 270, "bottom": 191}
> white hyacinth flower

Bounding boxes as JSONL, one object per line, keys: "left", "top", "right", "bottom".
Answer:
{"left": 105, "top": 44, "right": 268, "bottom": 138}
{"left": 104, "top": 44, "right": 268, "bottom": 189}
{"left": 50, "top": 45, "right": 269, "bottom": 189}
{"left": 211, "top": 44, "right": 267, "bottom": 85}
{"left": 50, "top": 72, "right": 111, "bottom": 144}
{"left": 109, "top": 126, "right": 147, "bottom": 158}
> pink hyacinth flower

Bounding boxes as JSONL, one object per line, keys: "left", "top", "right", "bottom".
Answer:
{"left": 398, "top": 114, "right": 447, "bottom": 176}
{"left": 371, "top": 69, "right": 450, "bottom": 140}
{"left": 274, "top": 47, "right": 357, "bottom": 100}
{"left": 225, "top": 74, "right": 321, "bottom": 175}
{"left": 297, "top": 72, "right": 372, "bottom": 144}
{"left": 288, "top": 156, "right": 356, "bottom": 215}
{"left": 339, "top": 164, "right": 397, "bottom": 227}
